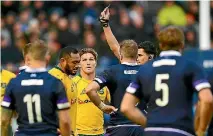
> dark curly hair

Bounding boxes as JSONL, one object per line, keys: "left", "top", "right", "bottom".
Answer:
{"left": 138, "top": 41, "right": 158, "bottom": 58}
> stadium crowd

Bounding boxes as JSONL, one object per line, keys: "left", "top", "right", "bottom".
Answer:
{"left": 2, "top": 1, "right": 212, "bottom": 73}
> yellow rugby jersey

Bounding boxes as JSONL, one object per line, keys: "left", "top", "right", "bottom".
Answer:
{"left": 1, "top": 69, "right": 16, "bottom": 125}
{"left": 72, "top": 75, "right": 111, "bottom": 135}
{"left": 48, "top": 66, "right": 77, "bottom": 133}
{"left": 1, "top": 69, "right": 16, "bottom": 102}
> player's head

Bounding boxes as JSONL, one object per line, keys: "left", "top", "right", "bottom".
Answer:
{"left": 158, "top": 26, "right": 184, "bottom": 51}
{"left": 79, "top": 48, "right": 98, "bottom": 75}
{"left": 119, "top": 40, "right": 138, "bottom": 62}
{"left": 137, "top": 41, "right": 158, "bottom": 65}
{"left": 23, "top": 42, "right": 51, "bottom": 65}
{"left": 23, "top": 40, "right": 49, "bottom": 66}
{"left": 58, "top": 46, "right": 80, "bottom": 76}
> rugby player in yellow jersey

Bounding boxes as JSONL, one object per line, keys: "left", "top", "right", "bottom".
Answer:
{"left": 1, "top": 69, "right": 16, "bottom": 135}
{"left": 72, "top": 48, "right": 110, "bottom": 136}
{"left": 49, "top": 46, "right": 80, "bottom": 135}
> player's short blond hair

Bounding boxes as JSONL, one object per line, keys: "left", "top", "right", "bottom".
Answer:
{"left": 79, "top": 48, "right": 98, "bottom": 61}
{"left": 23, "top": 40, "right": 48, "bottom": 61}
{"left": 158, "top": 26, "right": 184, "bottom": 51}
{"left": 120, "top": 40, "right": 138, "bottom": 59}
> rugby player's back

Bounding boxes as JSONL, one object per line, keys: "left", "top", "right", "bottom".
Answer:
{"left": 129, "top": 51, "right": 210, "bottom": 135}
{"left": 95, "top": 63, "right": 146, "bottom": 125}
{"left": 1, "top": 68, "right": 69, "bottom": 135}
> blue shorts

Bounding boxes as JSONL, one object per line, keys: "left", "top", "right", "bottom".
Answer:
{"left": 106, "top": 126, "right": 144, "bottom": 136}
{"left": 15, "top": 132, "right": 58, "bottom": 136}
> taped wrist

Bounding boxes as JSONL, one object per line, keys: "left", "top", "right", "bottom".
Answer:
{"left": 99, "top": 17, "right": 109, "bottom": 27}
{"left": 98, "top": 102, "right": 106, "bottom": 110}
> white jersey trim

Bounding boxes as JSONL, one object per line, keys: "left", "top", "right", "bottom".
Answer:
{"left": 21, "top": 79, "right": 44, "bottom": 86}
{"left": 153, "top": 59, "right": 176, "bottom": 67}
{"left": 94, "top": 78, "right": 103, "bottom": 84}
{"left": 195, "top": 82, "right": 211, "bottom": 91}
{"left": 1, "top": 101, "right": 11, "bottom": 107}
{"left": 57, "top": 102, "right": 70, "bottom": 110}
{"left": 126, "top": 86, "right": 137, "bottom": 94}
{"left": 160, "top": 50, "right": 181, "bottom": 57}
{"left": 107, "top": 124, "right": 140, "bottom": 129}
{"left": 144, "top": 127, "right": 194, "bottom": 136}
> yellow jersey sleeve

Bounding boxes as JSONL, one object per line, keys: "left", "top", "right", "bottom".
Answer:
{"left": 49, "top": 67, "right": 77, "bottom": 134}
{"left": 105, "top": 87, "right": 111, "bottom": 103}
{"left": 0, "top": 69, "right": 16, "bottom": 126}
{"left": 1, "top": 69, "right": 16, "bottom": 102}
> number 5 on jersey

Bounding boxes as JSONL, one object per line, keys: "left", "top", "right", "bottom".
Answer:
{"left": 155, "top": 74, "right": 169, "bottom": 107}
{"left": 24, "top": 94, "right": 42, "bottom": 124}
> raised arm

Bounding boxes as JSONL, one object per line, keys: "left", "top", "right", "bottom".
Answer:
{"left": 99, "top": 7, "right": 120, "bottom": 60}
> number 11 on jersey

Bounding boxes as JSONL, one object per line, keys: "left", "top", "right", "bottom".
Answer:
{"left": 23, "top": 94, "right": 42, "bottom": 124}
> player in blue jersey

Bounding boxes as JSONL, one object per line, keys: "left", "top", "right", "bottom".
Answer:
{"left": 86, "top": 40, "right": 146, "bottom": 136}
{"left": 18, "top": 43, "right": 51, "bottom": 74}
{"left": 99, "top": 6, "right": 158, "bottom": 65}
{"left": 1, "top": 40, "right": 71, "bottom": 136}
{"left": 207, "top": 70, "right": 213, "bottom": 136}
{"left": 121, "top": 26, "right": 213, "bottom": 136}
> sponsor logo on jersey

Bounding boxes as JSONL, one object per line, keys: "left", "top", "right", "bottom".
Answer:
{"left": 98, "top": 89, "right": 104, "bottom": 95}
{"left": 71, "top": 82, "right": 77, "bottom": 92}
{"left": 71, "top": 98, "right": 77, "bottom": 104}
{"left": 124, "top": 70, "right": 138, "bottom": 74}
{"left": 80, "top": 89, "right": 86, "bottom": 95}
{"left": 78, "top": 98, "right": 91, "bottom": 104}
{"left": 1, "top": 83, "right": 7, "bottom": 88}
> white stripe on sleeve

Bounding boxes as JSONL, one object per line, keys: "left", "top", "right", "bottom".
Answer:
{"left": 1, "top": 101, "right": 11, "bottom": 107}
{"left": 195, "top": 82, "right": 211, "bottom": 91}
{"left": 57, "top": 102, "right": 70, "bottom": 110}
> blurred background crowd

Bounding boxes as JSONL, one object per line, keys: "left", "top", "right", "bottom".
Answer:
{"left": 1, "top": 1, "right": 213, "bottom": 73}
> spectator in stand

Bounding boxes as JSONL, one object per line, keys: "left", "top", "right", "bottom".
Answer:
{"left": 157, "top": 1, "right": 187, "bottom": 26}
{"left": 185, "top": 29, "right": 198, "bottom": 49}
{"left": 187, "top": 1, "right": 199, "bottom": 22}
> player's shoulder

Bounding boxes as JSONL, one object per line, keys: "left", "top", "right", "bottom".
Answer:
{"left": 48, "top": 67, "right": 65, "bottom": 80}
{"left": 72, "top": 74, "right": 82, "bottom": 83}
{"left": 107, "top": 63, "right": 140, "bottom": 71}
{"left": 2, "top": 69, "right": 16, "bottom": 78}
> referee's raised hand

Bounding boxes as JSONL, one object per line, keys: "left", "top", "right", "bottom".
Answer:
{"left": 99, "top": 5, "right": 110, "bottom": 27}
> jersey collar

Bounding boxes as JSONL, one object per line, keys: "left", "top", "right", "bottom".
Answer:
{"left": 160, "top": 50, "right": 181, "bottom": 57}
{"left": 122, "top": 62, "right": 138, "bottom": 66}
{"left": 19, "top": 65, "right": 29, "bottom": 71}
{"left": 25, "top": 67, "right": 47, "bottom": 73}
{"left": 55, "top": 65, "right": 65, "bottom": 73}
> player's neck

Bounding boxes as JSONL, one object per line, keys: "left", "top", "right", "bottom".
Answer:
{"left": 121, "top": 58, "right": 137, "bottom": 64}
{"left": 28, "top": 60, "right": 46, "bottom": 69}
{"left": 57, "top": 64, "right": 65, "bottom": 72}
{"left": 80, "top": 71, "right": 95, "bottom": 81}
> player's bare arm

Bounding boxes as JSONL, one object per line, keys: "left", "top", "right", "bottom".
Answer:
{"left": 99, "top": 6, "right": 120, "bottom": 60}
{"left": 194, "top": 101, "right": 200, "bottom": 132}
{"left": 58, "top": 109, "right": 72, "bottom": 136}
{"left": 1, "top": 108, "right": 13, "bottom": 136}
{"left": 196, "top": 88, "right": 213, "bottom": 135}
{"left": 86, "top": 81, "right": 116, "bottom": 114}
{"left": 120, "top": 93, "right": 147, "bottom": 127}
